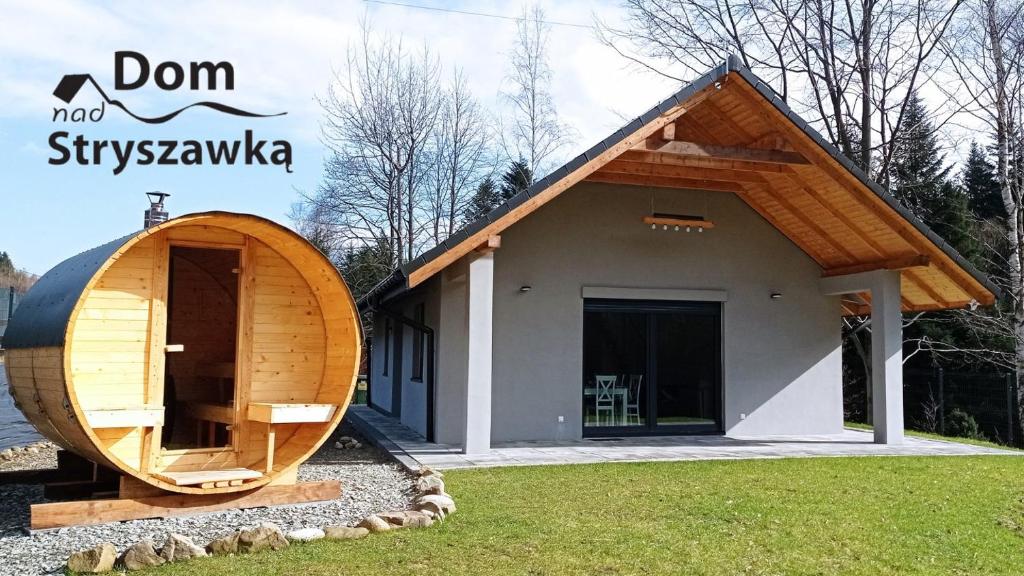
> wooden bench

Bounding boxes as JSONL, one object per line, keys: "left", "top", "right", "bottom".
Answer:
{"left": 247, "top": 403, "right": 338, "bottom": 474}
{"left": 248, "top": 403, "right": 336, "bottom": 424}
{"left": 84, "top": 407, "right": 164, "bottom": 429}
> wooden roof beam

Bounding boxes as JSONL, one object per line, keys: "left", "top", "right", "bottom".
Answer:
{"left": 821, "top": 255, "right": 931, "bottom": 278}
{"left": 635, "top": 139, "right": 810, "bottom": 166}
{"left": 586, "top": 171, "right": 745, "bottom": 193}
{"left": 617, "top": 150, "right": 791, "bottom": 174}
{"left": 600, "top": 159, "right": 768, "bottom": 184}
{"left": 474, "top": 235, "right": 501, "bottom": 254}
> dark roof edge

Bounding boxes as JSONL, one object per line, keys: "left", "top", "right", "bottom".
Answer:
{"left": 363, "top": 55, "right": 999, "bottom": 308}
{"left": 357, "top": 269, "right": 408, "bottom": 311}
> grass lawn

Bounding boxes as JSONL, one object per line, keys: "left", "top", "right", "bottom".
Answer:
{"left": 139, "top": 455, "right": 1024, "bottom": 576}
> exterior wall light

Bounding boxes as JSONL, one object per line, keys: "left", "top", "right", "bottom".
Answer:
{"left": 519, "top": 285, "right": 532, "bottom": 293}
{"left": 770, "top": 292, "right": 783, "bottom": 299}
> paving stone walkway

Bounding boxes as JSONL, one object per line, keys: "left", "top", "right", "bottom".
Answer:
{"left": 348, "top": 405, "right": 1019, "bottom": 471}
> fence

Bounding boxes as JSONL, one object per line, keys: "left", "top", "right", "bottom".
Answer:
{"left": 0, "top": 286, "right": 25, "bottom": 348}
{"left": 904, "top": 368, "right": 1020, "bottom": 447}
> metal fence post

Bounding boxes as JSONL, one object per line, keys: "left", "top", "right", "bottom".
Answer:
{"left": 938, "top": 366, "right": 945, "bottom": 436}
{"left": 1008, "top": 373, "right": 1017, "bottom": 447}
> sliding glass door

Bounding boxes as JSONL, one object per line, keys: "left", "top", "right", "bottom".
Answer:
{"left": 582, "top": 299, "right": 721, "bottom": 436}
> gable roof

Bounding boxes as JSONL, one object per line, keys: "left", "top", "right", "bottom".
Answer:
{"left": 361, "top": 56, "right": 998, "bottom": 315}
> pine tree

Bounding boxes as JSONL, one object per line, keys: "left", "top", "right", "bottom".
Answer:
{"left": 889, "top": 92, "right": 952, "bottom": 219}
{"left": 462, "top": 160, "right": 534, "bottom": 222}
{"left": 499, "top": 159, "right": 532, "bottom": 201}
{"left": 0, "top": 252, "right": 13, "bottom": 277}
{"left": 338, "top": 240, "right": 397, "bottom": 302}
{"left": 962, "top": 141, "right": 1004, "bottom": 220}
{"left": 463, "top": 178, "right": 500, "bottom": 222}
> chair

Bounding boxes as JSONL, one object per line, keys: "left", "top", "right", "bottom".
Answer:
{"left": 624, "top": 374, "right": 643, "bottom": 426}
{"left": 594, "top": 375, "right": 618, "bottom": 426}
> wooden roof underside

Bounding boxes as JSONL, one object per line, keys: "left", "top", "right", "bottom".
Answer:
{"left": 405, "top": 71, "right": 995, "bottom": 315}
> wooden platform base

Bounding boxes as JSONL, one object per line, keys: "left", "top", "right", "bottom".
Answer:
{"left": 30, "top": 480, "right": 341, "bottom": 530}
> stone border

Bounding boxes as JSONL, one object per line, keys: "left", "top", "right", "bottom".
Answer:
{"left": 65, "top": 466, "right": 455, "bottom": 573}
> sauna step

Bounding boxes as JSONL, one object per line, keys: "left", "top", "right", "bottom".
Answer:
{"left": 155, "top": 468, "right": 263, "bottom": 487}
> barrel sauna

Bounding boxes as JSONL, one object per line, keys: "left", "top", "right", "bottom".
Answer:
{"left": 3, "top": 212, "right": 360, "bottom": 494}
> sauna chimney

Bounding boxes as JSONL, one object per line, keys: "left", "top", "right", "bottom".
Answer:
{"left": 144, "top": 192, "right": 170, "bottom": 228}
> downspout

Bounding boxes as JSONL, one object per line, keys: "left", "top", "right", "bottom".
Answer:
{"left": 372, "top": 305, "right": 436, "bottom": 443}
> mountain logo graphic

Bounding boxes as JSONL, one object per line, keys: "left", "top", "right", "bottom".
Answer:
{"left": 52, "top": 73, "right": 286, "bottom": 124}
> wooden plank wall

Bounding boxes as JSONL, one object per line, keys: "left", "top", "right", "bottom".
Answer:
{"left": 67, "top": 237, "right": 157, "bottom": 469}
{"left": 244, "top": 239, "right": 327, "bottom": 468}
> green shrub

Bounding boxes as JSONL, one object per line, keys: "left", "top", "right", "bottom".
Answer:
{"left": 945, "top": 408, "right": 986, "bottom": 440}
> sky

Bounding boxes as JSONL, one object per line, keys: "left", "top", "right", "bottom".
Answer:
{"left": 0, "top": 0, "right": 680, "bottom": 275}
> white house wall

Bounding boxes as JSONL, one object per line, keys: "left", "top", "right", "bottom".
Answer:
{"left": 488, "top": 182, "right": 842, "bottom": 442}
{"left": 380, "top": 181, "right": 844, "bottom": 444}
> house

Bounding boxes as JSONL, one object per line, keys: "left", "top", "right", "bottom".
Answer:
{"left": 358, "top": 57, "right": 998, "bottom": 454}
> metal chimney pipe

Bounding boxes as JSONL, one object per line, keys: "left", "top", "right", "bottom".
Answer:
{"left": 144, "top": 192, "right": 170, "bottom": 228}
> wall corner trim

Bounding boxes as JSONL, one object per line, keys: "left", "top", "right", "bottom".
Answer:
{"left": 580, "top": 286, "right": 728, "bottom": 302}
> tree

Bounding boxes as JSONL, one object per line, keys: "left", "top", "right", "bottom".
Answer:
{"left": 499, "top": 158, "right": 532, "bottom": 200}
{"left": 310, "top": 23, "right": 441, "bottom": 267}
{"left": 938, "top": 0, "right": 1024, "bottom": 380}
{"left": 464, "top": 178, "right": 500, "bottom": 222}
{"left": 0, "top": 251, "right": 38, "bottom": 292}
{"left": 599, "top": 0, "right": 963, "bottom": 179}
{"left": 888, "top": 93, "right": 952, "bottom": 217}
{"left": 888, "top": 93, "right": 977, "bottom": 260}
{"left": 426, "top": 71, "right": 494, "bottom": 245}
{"left": 297, "top": 22, "right": 494, "bottom": 276}
{"left": 0, "top": 252, "right": 13, "bottom": 278}
{"left": 337, "top": 240, "right": 398, "bottom": 303}
{"left": 463, "top": 159, "right": 534, "bottom": 221}
{"left": 962, "top": 141, "right": 1004, "bottom": 220}
{"left": 502, "top": 4, "right": 573, "bottom": 179}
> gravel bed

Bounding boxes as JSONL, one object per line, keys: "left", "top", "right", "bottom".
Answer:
{"left": 0, "top": 421, "right": 416, "bottom": 576}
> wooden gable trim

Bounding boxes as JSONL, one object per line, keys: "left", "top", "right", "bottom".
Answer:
{"left": 405, "top": 78, "right": 728, "bottom": 288}
{"left": 726, "top": 77, "right": 994, "bottom": 305}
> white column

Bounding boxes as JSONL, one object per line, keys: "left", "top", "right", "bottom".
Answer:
{"left": 464, "top": 252, "right": 494, "bottom": 454}
{"left": 820, "top": 269, "right": 905, "bottom": 445}
{"left": 870, "top": 270, "right": 904, "bottom": 444}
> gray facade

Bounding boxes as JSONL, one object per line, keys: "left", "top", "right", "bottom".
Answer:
{"left": 369, "top": 181, "right": 844, "bottom": 444}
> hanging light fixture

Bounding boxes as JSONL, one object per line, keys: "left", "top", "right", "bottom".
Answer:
{"left": 644, "top": 190, "right": 715, "bottom": 232}
{"left": 643, "top": 213, "right": 715, "bottom": 231}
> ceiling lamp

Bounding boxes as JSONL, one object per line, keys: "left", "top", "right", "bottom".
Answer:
{"left": 643, "top": 213, "right": 715, "bottom": 232}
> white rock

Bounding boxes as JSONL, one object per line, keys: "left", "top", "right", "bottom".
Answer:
{"left": 417, "top": 493, "right": 456, "bottom": 515}
{"left": 160, "top": 533, "right": 207, "bottom": 562}
{"left": 286, "top": 528, "right": 326, "bottom": 542}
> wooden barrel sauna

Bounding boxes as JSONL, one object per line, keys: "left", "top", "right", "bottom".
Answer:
{"left": 3, "top": 212, "right": 361, "bottom": 494}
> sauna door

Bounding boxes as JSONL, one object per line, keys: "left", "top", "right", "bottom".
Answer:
{"left": 162, "top": 246, "right": 241, "bottom": 450}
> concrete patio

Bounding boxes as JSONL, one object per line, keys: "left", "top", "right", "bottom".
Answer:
{"left": 348, "top": 405, "right": 1020, "bottom": 471}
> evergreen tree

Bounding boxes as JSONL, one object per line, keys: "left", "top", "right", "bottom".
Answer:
{"left": 337, "top": 240, "right": 397, "bottom": 303}
{"left": 462, "top": 160, "right": 534, "bottom": 222}
{"left": 889, "top": 92, "right": 953, "bottom": 218}
{"left": 0, "top": 252, "right": 13, "bottom": 278}
{"left": 887, "top": 93, "right": 979, "bottom": 260}
{"left": 463, "top": 177, "right": 500, "bottom": 222}
{"left": 962, "top": 141, "right": 1004, "bottom": 220}
{"left": 499, "top": 159, "right": 532, "bottom": 201}
{"left": 886, "top": 93, "right": 985, "bottom": 374}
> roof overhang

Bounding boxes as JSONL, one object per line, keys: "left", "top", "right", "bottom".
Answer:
{"left": 360, "top": 56, "right": 998, "bottom": 315}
